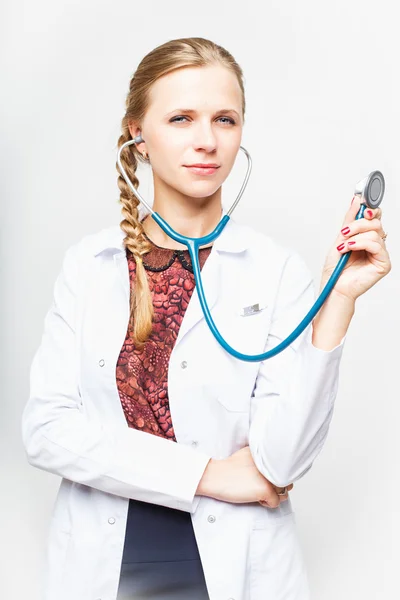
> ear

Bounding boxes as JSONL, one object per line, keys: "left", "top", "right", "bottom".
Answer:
{"left": 128, "top": 121, "right": 147, "bottom": 155}
{"left": 128, "top": 121, "right": 138, "bottom": 138}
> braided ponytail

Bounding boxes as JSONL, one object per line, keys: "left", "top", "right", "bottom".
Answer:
{"left": 116, "top": 125, "right": 153, "bottom": 349}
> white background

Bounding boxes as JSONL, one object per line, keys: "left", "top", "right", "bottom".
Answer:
{"left": 1, "top": 1, "right": 399, "bottom": 598}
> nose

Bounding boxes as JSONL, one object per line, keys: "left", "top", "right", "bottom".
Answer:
{"left": 192, "top": 120, "right": 217, "bottom": 153}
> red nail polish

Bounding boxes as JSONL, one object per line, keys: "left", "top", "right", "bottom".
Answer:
{"left": 367, "top": 210, "right": 373, "bottom": 218}
{"left": 348, "top": 241, "right": 356, "bottom": 246}
{"left": 341, "top": 227, "right": 350, "bottom": 235}
{"left": 337, "top": 243, "right": 345, "bottom": 251}
{"left": 351, "top": 196, "right": 355, "bottom": 205}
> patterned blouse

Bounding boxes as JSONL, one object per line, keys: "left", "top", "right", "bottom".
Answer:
{"left": 116, "top": 232, "right": 213, "bottom": 442}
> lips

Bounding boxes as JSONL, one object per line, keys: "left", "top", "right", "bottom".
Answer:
{"left": 186, "top": 164, "right": 220, "bottom": 168}
{"left": 184, "top": 164, "right": 220, "bottom": 175}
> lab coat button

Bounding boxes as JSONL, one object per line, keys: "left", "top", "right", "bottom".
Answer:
{"left": 108, "top": 517, "right": 116, "bottom": 524}
{"left": 207, "top": 515, "right": 216, "bottom": 523}
{"left": 180, "top": 360, "right": 188, "bottom": 369}
{"left": 99, "top": 359, "right": 105, "bottom": 367}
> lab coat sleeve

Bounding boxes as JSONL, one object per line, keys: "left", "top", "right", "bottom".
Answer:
{"left": 248, "top": 249, "right": 346, "bottom": 488}
{"left": 21, "top": 242, "right": 211, "bottom": 513}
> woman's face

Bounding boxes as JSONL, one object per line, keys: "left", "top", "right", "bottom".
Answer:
{"left": 131, "top": 64, "right": 243, "bottom": 200}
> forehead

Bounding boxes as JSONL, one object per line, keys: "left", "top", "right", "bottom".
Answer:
{"left": 147, "top": 64, "right": 242, "bottom": 114}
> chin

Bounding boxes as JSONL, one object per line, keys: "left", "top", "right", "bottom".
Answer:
{"left": 162, "top": 170, "right": 223, "bottom": 199}
{"left": 182, "top": 184, "right": 221, "bottom": 199}
{"left": 183, "top": 176, "right": 224, "bottom": 195}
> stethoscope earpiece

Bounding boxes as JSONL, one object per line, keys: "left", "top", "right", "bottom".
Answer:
{"left": 354, "top": 170, "right": 385, "bottom": 209}
{"left": 133, "top": 134, "right": 144, "bottom": 144}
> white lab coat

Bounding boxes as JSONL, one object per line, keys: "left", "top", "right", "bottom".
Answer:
{"left": 22, "top": 216, "right": 346, "bottom": 600}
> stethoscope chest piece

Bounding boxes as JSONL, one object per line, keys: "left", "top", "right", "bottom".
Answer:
{"left": 355, "top": 170, "right": 385, "bottom": 209}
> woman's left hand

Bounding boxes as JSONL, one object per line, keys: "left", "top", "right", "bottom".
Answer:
{"left": 320, "top": 195, "right": 392, "bottom": 302}
{"left": 259, "top": 483, "right": 294, "bottom": 508}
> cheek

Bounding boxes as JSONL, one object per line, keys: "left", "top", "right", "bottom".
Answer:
{"left": 149, "top": 142, "right": 182, "bottom": 178}
{"left": 147, "top": 126, "right": 180, "bottom": 161}
{"left": 219, "top": 150, "right": 240, "bottom": 181}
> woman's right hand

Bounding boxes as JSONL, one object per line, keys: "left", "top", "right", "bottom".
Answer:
{"left": 196, "top": 446, "right": 293, "bottom": 508}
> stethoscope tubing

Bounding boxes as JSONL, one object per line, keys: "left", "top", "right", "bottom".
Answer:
{"left": 151, "top": 207, "right": 365, "bottom": 362}
{"left": 117, "top": 138, "right": 370, "bottom": 363}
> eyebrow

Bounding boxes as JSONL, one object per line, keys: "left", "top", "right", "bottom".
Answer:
{"left": 166, "top": 108, "right": 240, "bottom": 118}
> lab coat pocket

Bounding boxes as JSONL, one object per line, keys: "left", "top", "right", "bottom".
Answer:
{"left": 226, "top": 300, "right": 272, "bottom": 357}
{"left": 249, "top": 512, "right": 310, "bottom": 599}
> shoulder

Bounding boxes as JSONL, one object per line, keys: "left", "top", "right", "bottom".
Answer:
{"left": 231, "top": 218, "right": 310, "bottom": 272}
{"left": 64, "top": 224, "right": 124, "bottom": 260}
{"left": 58, "top": 225, "right": 124, "bottom": 289}
{"left": 229, "top": 220, "right": 315, "bottom": 306}
{"left": 230, "top": 218, "right": 314, "bottom": 293}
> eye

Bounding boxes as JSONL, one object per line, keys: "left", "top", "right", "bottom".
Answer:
{"left": 169, "top": 115, "right": 236, "bottom": 125}
{"left": 170, "top": 116, "right": 189, "bottom": 123}
{"left": 217, "top": 117, "right": 236, "bottom": 125}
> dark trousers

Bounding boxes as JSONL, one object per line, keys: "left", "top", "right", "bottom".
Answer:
{"left": 116, "top": 498, "right": 210, "bottom": 599}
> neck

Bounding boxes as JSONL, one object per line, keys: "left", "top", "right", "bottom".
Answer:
{"left": 141, "top": 176, "right": 223, "bottom": 250}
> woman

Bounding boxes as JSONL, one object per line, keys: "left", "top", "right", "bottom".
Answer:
{"left": 22, "top": 37, "right": 391, "bottom": 600}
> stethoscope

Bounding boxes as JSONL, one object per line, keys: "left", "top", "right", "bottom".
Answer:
{"left": 117, "top": 136, "right": 385, "bottom": 362}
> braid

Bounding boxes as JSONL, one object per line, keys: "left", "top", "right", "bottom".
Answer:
{"left": 116, "top": 131, "right": 154, "bottom": 348}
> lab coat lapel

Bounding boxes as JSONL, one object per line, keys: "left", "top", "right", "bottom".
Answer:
{"left": 174, "top": 246, "right": 221, "bottom": 346}
{"left": 113, "top": 251, "right": 130, "bottom": 304}
{"left": 173, "top": 216, "right": 251, "bottom": 347}
{"left": 95, "top": 216, "right": 251, "bottom": 349}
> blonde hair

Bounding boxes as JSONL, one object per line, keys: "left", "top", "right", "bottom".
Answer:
{"left": 116, "top": 37, "right": 246, "bottom": 349}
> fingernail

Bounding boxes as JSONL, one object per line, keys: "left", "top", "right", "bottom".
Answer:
{"left": 348, "top": 241, "right": 356, "bottom": 246}
{"left": 337, "top": 243, "right": 345, "bottom": 251}
{"left": 367, "top": 209, "right": 373, "bottom": 218}
{"left": 351, "top": 196, "right": 355, "bottom": 205}
{"left": 341, "top": 227, "right": 350, "bottom": 235}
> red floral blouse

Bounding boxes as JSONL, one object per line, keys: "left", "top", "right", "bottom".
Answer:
{"left": 116, "top": 233, "right": 212, "bottom": 443}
